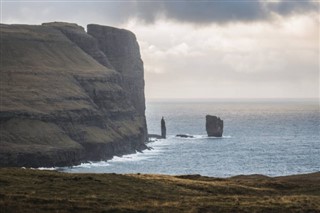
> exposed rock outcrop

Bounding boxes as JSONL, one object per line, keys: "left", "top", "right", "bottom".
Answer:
{"left": 176, "top": 134, "right": 194, "bottom": 138}
{"left": 0, "top": 22, "right": 148, "bottom": 167}
{"left": 206, "top": 115, "right": 223, "bottom": 137}
{"left": 148, "top": 134, "right": 163, "bottom": 139}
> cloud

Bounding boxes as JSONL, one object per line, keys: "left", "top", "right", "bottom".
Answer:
{"left": 267, "top": 0, "right": 319, "bottom": 16}
{"left": 1, "top": 1, "right": 318, "bottom": 99}
{"left": 1, "top": 0, "right": 318, "bottom": 26}
{"left": 132, "top": 0, "right": 318, "bottom": 24}
{"left": 135, "top": 1, "right": 269, "bottom": 24}
{"left": 123, "top": 16, "right": 319, "bottom": 99}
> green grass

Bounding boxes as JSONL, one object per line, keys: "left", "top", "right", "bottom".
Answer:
{"left": 0, "top": 168, "right": 319, "bottom": 212}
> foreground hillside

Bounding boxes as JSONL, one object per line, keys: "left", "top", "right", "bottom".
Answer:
{"left": 0, "top": 168, "right": 319, "bottom": 212}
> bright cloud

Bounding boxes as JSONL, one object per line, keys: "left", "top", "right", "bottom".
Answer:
{"left": 122, "top": 15, "right": 319, "bottom": 99}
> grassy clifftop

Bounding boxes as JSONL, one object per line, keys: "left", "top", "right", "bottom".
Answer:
{"left": 1, "top": 24, "right": 112, "bottom": 74}
{"left": 0, "top": 168, "right": 319, "bottom": 212}
{"left": 1, "top": 23, "right": 116, "bottom": 113}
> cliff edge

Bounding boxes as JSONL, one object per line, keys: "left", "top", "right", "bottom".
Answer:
{"left": 0, "top": 22, "right": 148, "bottom": 167}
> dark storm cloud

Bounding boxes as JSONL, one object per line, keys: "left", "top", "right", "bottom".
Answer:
{"left": 266, "top": 0, "right": 318, "bottom": 16}
{"left": 2, "top": 0, "right": 318, "bottom": 26}
{"left": 133, "top": 0, "right": 318, "bottom": 24}
{"left": 135, "top": 1, "right": 269, "bottom": 24}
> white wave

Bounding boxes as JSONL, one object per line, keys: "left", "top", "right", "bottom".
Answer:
{"left": 71, "top": 161, "right": 110, "bottom": 168}
{"left": 175, "top": 135, "right": 232, "bottom": 139}
{"left": 108, "top": 148, "right": 163, "bottom": 163}
{"left": 203, "top": 135, "right": 232, "bottom": 139}
{"left": 37, "top": 134, "right": 232, "bottom": 171}
{"left": 147, "top": 138, "right": 174, "bottom": 147}
{"left": 109, "top": 155, "right": 144, "bottom": 163}
{"left": 60, "top": 145, "right": 166, "bottom": 170}
{"left": 36, "top": 167, "right": 57, "bottom": 170}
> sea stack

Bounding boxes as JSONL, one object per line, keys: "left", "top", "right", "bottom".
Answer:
{"left": 161, "top": 117, "right": 166, "bottom": 139}
{"left": 206, "top": 115, "right": 223, "bottom": 137}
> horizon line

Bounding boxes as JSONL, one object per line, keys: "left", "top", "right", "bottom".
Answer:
{"left": 146, "top": 98, "right": 320, "bottom": 103}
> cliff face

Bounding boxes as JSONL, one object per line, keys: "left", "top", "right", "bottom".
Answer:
{"left": 87, "top": 24, "right": 147, "bottom": 141}
{"left": 0, "top": 22, "right": 148, "bottom": 167}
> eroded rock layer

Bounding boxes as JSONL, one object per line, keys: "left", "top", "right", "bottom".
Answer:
{"left": 0, "top": 22, "right": 148, "bottom": 167}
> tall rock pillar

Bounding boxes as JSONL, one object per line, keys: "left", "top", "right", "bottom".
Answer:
{"left": 161, "top": 117, "right": 166, "bottom": 139}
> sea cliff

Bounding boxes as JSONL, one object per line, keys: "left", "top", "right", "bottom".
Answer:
{"left": 0, "top": 22, "right": 148, "bottom": 167}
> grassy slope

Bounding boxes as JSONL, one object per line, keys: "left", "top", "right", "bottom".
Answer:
{"left": 1, "top": 24, "right": 115, "bottom": 113}
{"left": 0, "top": 168, "right": 319, "bottom": 213}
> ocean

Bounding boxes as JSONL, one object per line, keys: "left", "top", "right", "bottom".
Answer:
{"left": 61, "top": 99, "right": 320, "bottom": 177}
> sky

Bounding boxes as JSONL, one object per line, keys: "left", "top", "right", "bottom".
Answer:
{"left": 1, "top": 0, "right": 319, "bottom": 99}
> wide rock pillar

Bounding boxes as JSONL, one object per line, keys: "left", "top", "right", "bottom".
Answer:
{"left": 206, "top": 115, "right": 223, "bottom": 137}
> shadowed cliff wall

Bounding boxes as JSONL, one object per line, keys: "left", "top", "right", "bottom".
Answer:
{"left": 87, "top": 24, "right": 147, "bottom": 142}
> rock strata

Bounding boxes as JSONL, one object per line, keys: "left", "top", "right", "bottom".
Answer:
{"left": 206, "top": 115, "right": 223, "bottom": 137}
{"left": 0, "top": 22, "right": 148, "bottom": 167}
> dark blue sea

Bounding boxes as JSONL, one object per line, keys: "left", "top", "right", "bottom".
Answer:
{"left": 61, "top": 100, "right": 320, "bottom": 177}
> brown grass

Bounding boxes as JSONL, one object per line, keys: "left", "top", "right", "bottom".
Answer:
{"left": 0, "top": 168, "right": 319, "bottom": 212}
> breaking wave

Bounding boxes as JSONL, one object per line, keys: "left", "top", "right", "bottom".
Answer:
{"left": 174, "top": 135, "right": 232, "bottom": 139}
